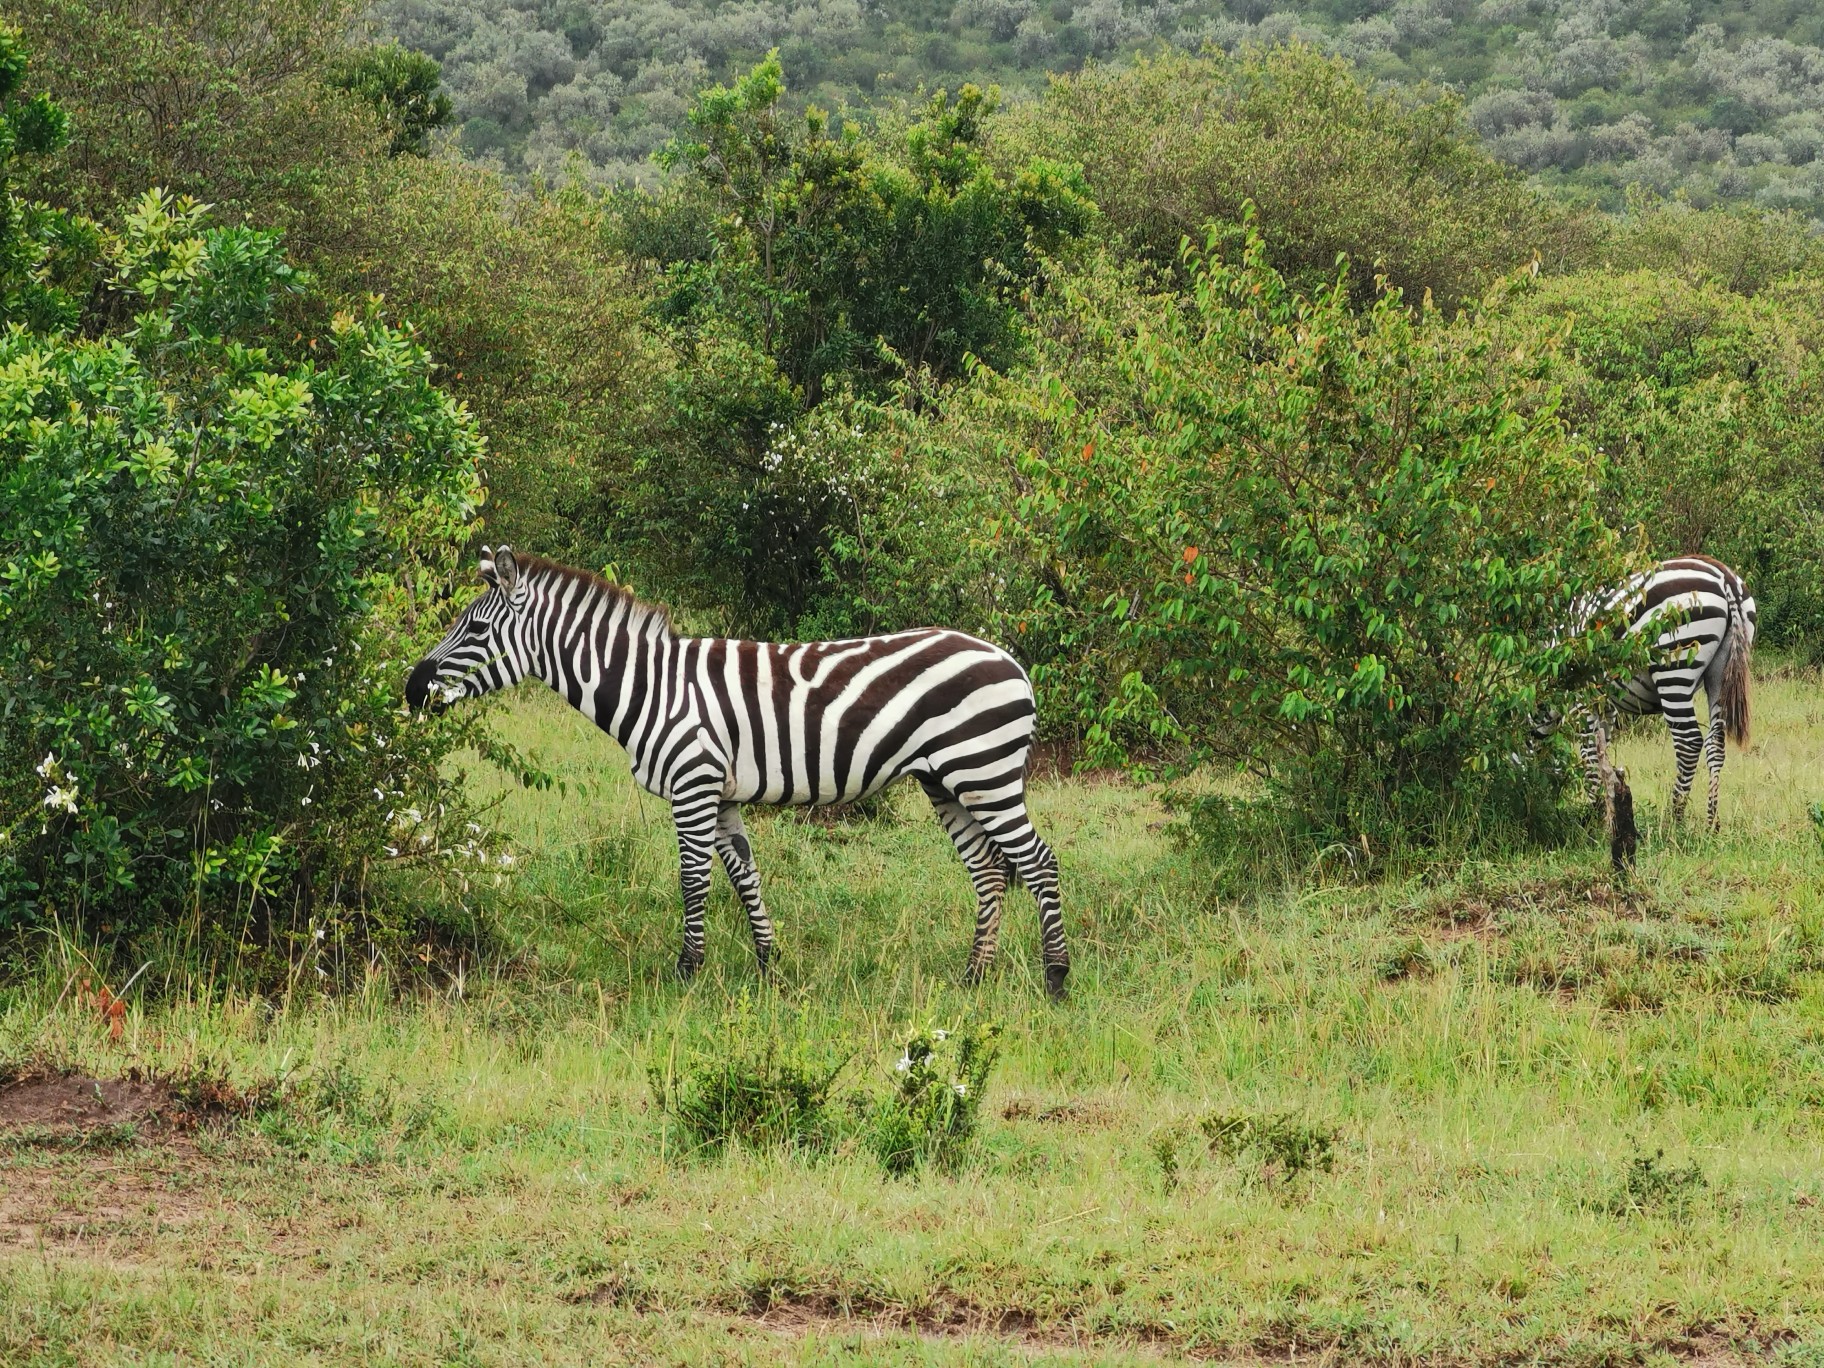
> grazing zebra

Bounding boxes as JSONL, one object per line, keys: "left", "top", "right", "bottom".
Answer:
{"left": 1556, "top": 555, "right": 1756, "bottom": 829}
{"left": 405, "top": 547, "right": 1070, "bottom": 997}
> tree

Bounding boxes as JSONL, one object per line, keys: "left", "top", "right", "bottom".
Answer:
{"left": 328, "top": 40, "right": 453, "bottom": 157}
{"left": 994, "top": 46, "right": 1586, "bottom": 311}
{"left": 602, "top": 53, "right": 1095, "bottom": 635}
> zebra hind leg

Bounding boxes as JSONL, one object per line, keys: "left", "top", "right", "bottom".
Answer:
{"left": 1702, "top": 701, "right": 1727, "bottom": 833}
{"left": 1659, "top": 681, "right": 1705, "bottom": 824}
{"left": 919, "top": 776, "right": 1009, "bottom": 984}
{"left": 954, "top": 786, "right": 1069, "bottom": 1001}
{"left": 714, "top": 803, "right": 775, "bottom": 976}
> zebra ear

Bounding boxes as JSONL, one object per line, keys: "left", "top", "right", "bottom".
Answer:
{"left": 494, "top": 545, "right": 521, "bottom": 594}
{"left": 478, "top": 545, "right": 498, "bottom": 587}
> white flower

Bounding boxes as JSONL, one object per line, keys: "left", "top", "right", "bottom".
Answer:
{"left": 373, "top": 788, "right": 386, "bottom": 801}
{"left": 895, "top": 1055, "right": 912, "bottom": 1073}
{"left": 405, "top": 807, "right": 423, "bottom": 826}
{"left": 35, "top": 752, "right": 57, "bottom": 778}
{"left": 42, "top": 785, "right": 78, "bottom": 814}
{"left": 297, "top": 753, "right": 310, "bottom": 768}
{"left": 932, "top": 1029, "right": 949, "bottom": 1042}
{"left": 497, "top": 851, "right": 515, "bottom": 867}
{"left": 315, "top": 926, "right": 325, "bottom": 941}
{"left": 953, "top": 1082, "right": 968, "bottom": 1098}
{"left": 384, "top": 845, "right": 399, "bottom": 858}
{"left": 300, "top": 795, "right": 312, "bottom": 807}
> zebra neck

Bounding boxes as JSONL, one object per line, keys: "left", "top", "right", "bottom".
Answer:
{"left": 523, "top": 571, "right": 678, "bottom": 751}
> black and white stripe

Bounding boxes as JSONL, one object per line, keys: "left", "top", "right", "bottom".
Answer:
{"left": 407, "top": 547, "right": 1070, "bottom": 996}
{"left": 1569, "top": 555, "right": 1756, "bottom": 829}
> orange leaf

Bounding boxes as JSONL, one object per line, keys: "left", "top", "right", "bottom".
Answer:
{"left": 1183, "top": 546, "right": 1199, "bottom": 564}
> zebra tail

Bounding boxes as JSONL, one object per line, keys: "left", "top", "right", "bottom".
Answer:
{"left": 1719, "top": 593, "right": 1753, "bottom": 748}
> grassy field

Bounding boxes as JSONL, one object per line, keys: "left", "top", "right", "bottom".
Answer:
{"left": 4, "top": 667, "right": 1824, "bottom": 1366}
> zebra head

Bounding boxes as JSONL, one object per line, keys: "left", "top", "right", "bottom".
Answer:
{"left": 405, "top": 546, "right": 531, "bottom": 711}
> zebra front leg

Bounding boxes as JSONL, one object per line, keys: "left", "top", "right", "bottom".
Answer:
{"left": 714, "top": 803, "right": 775, "bottom": 976}
{"left": 919, "top": 776, "right": 1009, "bottom": 984}
{"left": 671, "top": 791, "right": 720, "bottom": 981}
{"left": 1702, "top": 702, "right": 1727, "bottom": 832}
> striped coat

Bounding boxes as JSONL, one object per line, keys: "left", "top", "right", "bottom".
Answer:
{"left": 1579, "top": 554, "right": 1756, "bottom": 828}
{"left": 407, "top": 547, "right": 1070, "bottom": 996}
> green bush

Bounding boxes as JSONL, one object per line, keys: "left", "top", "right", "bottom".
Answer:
{"left": 647, "top": 998, "right": 851, "bottom": 1156}
{"left": 997, "top": 46, "right": 1582, "bottom": 311}
{"left": 17, "top": 0, "right": 378, "bottom": 245}
{"left": 951, "top": 217, "right": 1646, "bottom": 850}
{"left": 1201, "top": 1110, "right": 1340, "bottom": 1183}
{"left": 0, "top": 189, "right": 487, "bottom": 930}
{"left": 327, "top": 41, "right": 452, "bottom": 158}
{"left": 868, "top": 1019, "right": 1003, "bottom": 1176}
{"left": 1499, "top": 268, "right": 1824, "bottom": 661}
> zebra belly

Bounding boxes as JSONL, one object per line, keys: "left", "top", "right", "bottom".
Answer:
{"left": 688, "top": 632, "right": 1030, "bottom": 808}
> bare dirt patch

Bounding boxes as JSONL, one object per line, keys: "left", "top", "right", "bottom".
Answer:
{"left": 1417, "top": 871, "right": 1657, "bottom": 934}
{"left": 1001, "top": 1096, "right": 1123, "bottom": 1128}
{"left": 0, "top": 1073, "right": 176, "bottom": 1134}
{"left": 733, "top": 1287, "right": 1190, "bottom": 1359}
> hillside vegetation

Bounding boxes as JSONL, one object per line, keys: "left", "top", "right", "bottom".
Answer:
{"left": 374, "top": 0, "right": 1824, "bottom": 219}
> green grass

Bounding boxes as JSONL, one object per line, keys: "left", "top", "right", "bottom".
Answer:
{"left": 4, "top": 670, "right": 1824, "bottom": 1365}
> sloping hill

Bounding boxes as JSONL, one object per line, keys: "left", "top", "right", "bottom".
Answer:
{"left": 375, "top": 0, "right": 1824, "bottom": 218}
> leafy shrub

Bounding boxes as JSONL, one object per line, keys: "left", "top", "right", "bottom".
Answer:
{"left": 978, "top": 217, "right": 1645, "bottom": 850}
{"left": 1200, "top": 1109, "right": 1340, "bottom": 1183}
{"left": 997, "top": 46, "right": 1580, "bottom": 310}
{"left": 1499, "top": 267, "right": 1824, "bottom": 661}
{"left": 0, "top": 189, "right": 487, "bottom": 931}
{"left": 868, "top": 1020, "right": 1003, "bottom": 1176}
{"left": 647, "top": 998, "right": 850, "bottom": 1155}
{"left": 327, "top": 41, "right": 452, "bottom": 157}
{"left": 17, "top": 0, "right": 378, "bottom": 242}
{"left": 1604, "top": 1147, "right": 1706, "bottom": 1216}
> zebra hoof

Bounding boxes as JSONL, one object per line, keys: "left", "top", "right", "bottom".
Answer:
{"left": 1044, "top": 963, "right": 1069, "bottom": 1001}
{"left": 675, "top": 953, "right": 704, "bottom": 983}
{"left": 962, "top": 961, "right": 990, "bottom": 987}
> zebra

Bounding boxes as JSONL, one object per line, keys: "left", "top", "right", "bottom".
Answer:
{"left": 405, "top": 547, "right": 1071, "bottom": 997}
{"left": 1548, "top": 554, "right": 1756, "bottom": 830}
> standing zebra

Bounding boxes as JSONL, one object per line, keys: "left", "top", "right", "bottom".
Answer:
{"left": 405, "top": 547, "right": 1071, "bottom": 997}
{"left": 1562, "top": 554, "right": 1756, "bottom": 829}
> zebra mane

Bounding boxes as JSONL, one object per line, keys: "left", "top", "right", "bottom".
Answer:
{"left": 517, "top": 554, "right": 675, "bottom": 637}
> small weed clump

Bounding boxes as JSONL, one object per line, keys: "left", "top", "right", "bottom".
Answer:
{"left": 1150, "top": 1121, "right": 1192, "bottom": 1192}
{"left": 648, "top": 999, "right": 850, "bottom": 1156}
{"left": 256, "top": 1058, "right": 449, "bottom": 1164}
{"left": 1201, "top": 1110, "right": 1340, "bottom": 1183}
{"left": 1606, "top": 1148, "right": 1707, "bottom": 1216}
{"left": 869, "top": 1020, "right": 1003, "bottom": 1176}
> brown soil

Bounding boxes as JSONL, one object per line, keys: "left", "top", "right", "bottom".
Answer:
{"left": 0, "top": 1073, "right": 177, "bottom": 1133}
{"left": 1420, "top": 871, "right": 1655, "bottom": 932}
{"left": 734, "top": 1288, "right": 1194, "bottom": 1359}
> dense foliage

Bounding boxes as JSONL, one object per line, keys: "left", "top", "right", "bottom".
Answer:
{"left": 914, "top": 223, "right": 1649, "bottom": 846}
{"left": 0, "top": 185, "right": 488, "bottom": 928}
{"left": 5, "top": 0, "right": 1823, "bottom": 920}
{"left": 994, "top": 46, "right": 1573, "bottom": 309}
{"left": 1502, "top": 267, "right": 1824, "bottom": 660}
{"left": 597, "top": 54, "right": 1093, "bottom": 634}
{"left": 369, "top": 0, "right": 1824, "bottom": 219}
